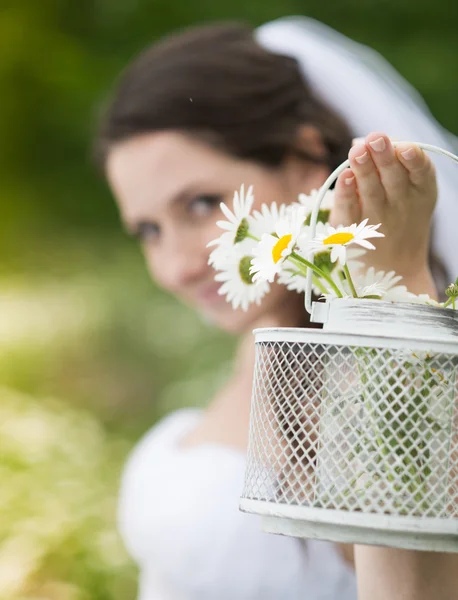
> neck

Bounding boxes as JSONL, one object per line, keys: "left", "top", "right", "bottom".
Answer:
{"left": 252, "top": 291, "right": 310, "bottom": 331}
{"left": 232, "top": 292, "right": 309, "bottom": 402}
{"left": 204, "top": 292, "right": 311, "bottom": 451}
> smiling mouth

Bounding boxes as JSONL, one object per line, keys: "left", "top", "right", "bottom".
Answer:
{"left": 195, "top": 282, "right": 224, "bottom": 306}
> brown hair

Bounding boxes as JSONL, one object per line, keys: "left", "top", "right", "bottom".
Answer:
{"left": 95, "top": 22, "right": 353, "bottom": 171}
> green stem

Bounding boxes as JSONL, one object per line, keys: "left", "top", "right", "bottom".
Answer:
{"left": 443, "top": 297, "right": 453, "bottom": 308}
{"left": 313, "top": 276, "right": 328, "bottom": 295}
{"left": 246, "top": 233, "right": 260, "bottom": 242}
{"left": 289, "top": 257, "right": 330, "bottom": 297}
{"left": 356, "top": 349, "right": 398, "bottom": 488}
{"left": 288, "top": 255, "right": 308, "bottom": 276}
{"left": 343, "top": 263, "right": 358, "bottom": 298}
{"left": 290, "top": 251, "right": 343, "bottom": 298}
{"left": 247, "top": 231, "right": 344, "bottom": 298}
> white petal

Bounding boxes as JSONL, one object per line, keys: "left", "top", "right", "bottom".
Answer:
{"left": 330, "top": 246, "right": 339, "bottom": 263}
{"left": 355, "top": 239, "right": 376, "bottom": 250}
{"left": 217, "top": 221, "right": 235, "bottom": 232}
{"left": 337, "top": 245, "right": 347, "bottom": 265}
{"left": 219, "top": 202, "right": 235, "bottom": 222}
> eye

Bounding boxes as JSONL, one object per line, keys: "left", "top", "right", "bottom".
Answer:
{"left": 132, "top": 221, "right": 160, "bottom": 243}
{"left": 187, "top": 194, "right": 221, "bottom": 217}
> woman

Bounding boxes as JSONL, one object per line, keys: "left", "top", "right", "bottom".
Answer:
{"left": 95, "top": 17, "right": 458, "bottom": 600}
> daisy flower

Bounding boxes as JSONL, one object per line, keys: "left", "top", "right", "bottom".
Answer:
{"left": 208, "top": 232, "right": 255, "bottom": 270}
{"left": 278, "top": 222, "right": 329, "bottom": 293}
{"left": 400, "top": 349, "right": 434, "bottom": 368}
{"left": 398, "top": 349, "right": 447, "bottom": 387}
{"left": 339, "top": 247, "right": 367, "bottom": 273}
{"left": 306, "top": 218, "right": 384, "bottom": 265}
{"left": 295, "top": 221, "right": 327, "bottom": 255}
{"left": 401, "top": 293, "right": 442, "bottom": 307}
{"left": 278, "top": 267, "right": 308, "bottom": 294}
{"left": 214, "top": 247, "right": 270, "bottom": 311}
{"left": 356, "top": 268, "right": 405, "bottom": 299}
{"left": 250, "top": 205, "right": 306, "bottom": 283}
{"left": 280, "top": 247, "right": 367, "bottom": 296}
{"left": 320, "top": 267, "right": 405, "bottom": 301}
{"left": 250, "top": 202, "right": 287, "bottom": 240}
{"left": 295, "top": 224, "right": 368, "bottom": 272}
{"left": 298, "top": 188, "right": 335, "bottom": 224}
{"left": 215, "top": 184, "right": 254, "bottom": 244}
{"left": 208, "top": 232, "right": 235, "bottom": 269}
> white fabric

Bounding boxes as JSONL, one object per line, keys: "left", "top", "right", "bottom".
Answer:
{"left": 118, "top": 409, "right": 357, "bottom": 600}
{"left": 256, "top": 17, "right": 458, "bottom": 283}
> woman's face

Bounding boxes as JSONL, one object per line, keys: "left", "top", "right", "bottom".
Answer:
{"left": 107, "top": 132, "right": 327, "bottom": 333}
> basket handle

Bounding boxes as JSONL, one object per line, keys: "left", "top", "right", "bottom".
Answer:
{"left": 305, "top": 142, "right": 458, "bottom": 314}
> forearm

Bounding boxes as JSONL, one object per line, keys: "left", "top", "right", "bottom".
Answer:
{"left": 355, "top": 545, "right": 458, "bottom": 600}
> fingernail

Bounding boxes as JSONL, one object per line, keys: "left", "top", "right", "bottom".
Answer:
{"left": 355, "top": 151, "right": 369, "bottom": 164}
{"left": 345, "top": 175, "right": 355, "bottom": 186}
{"left": 401, "top": 147, "right": 416, "bottom": 160}
{"left": 369, "top": 137, "right": 386, "bottom": 152}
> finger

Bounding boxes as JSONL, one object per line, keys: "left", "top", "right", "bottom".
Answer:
{"left": 395, "top": 143, "right": 437, "bottom": 189}
{"left": 332, "top": 168, "right": 361, "bottom": 226}
{"left": 366, "top": 132, "right": 409, "bottom": 201}
{"left": 348, "top": 142, "right": 386, "bottom": 221}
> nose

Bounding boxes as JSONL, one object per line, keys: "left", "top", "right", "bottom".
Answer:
{"left": 145, "top": 232, "right": 211, "bottom": 293}
{"left": 168, "top": 248, "right": 209, "bottom": 291}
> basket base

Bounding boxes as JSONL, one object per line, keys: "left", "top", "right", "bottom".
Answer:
{"left": 240, "top": 499, "right": 458, "bottom": 553}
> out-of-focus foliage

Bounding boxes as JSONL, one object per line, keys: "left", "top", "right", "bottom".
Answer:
{"left": 0, "top": 387, "right": 133, "bottom": 600}
{"left": 0, "top": 243, "right": 233, "bottom": 597}
{"left": 1, "top": 1, "right": 456, "bottom": 598}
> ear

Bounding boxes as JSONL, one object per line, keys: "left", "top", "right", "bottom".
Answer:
{"left": 281, "top": 125, "right": 330, "bottom": 196}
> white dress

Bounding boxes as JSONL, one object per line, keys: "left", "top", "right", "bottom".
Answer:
{"left": 118, "top": 409, "right": 357, "bottom": 600}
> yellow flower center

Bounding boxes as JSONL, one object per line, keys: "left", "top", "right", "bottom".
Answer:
{"left": 272, "top": 234, "right": 292, "bottom": 263}
{"left": 323, "top": 232, "right": 354, "bottom": 245}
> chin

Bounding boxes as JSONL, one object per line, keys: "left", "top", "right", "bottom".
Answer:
{"left": 193, "top": 285, "right": 301, "bottom": 334}
{"left": 202, "top": 304, "right": 266, "bottom": 335}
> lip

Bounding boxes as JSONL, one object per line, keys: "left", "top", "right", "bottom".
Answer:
{"left": 195, "top": 281, "right": 224, "bottom": 306}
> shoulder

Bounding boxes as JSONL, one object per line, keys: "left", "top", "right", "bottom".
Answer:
{"left": 118, "top": 408, "right": 205, "bottom": 536}
{"left": 117, "top": 408, "right": 245, "bottom": 556}
{"left": 122, "top": 408, "right": 203, "bottom": 470}
{"left": 117, "top": 410, "right": 356, "bottom": 599}
{"left": 117, "top": 408, "right": 247, "bottom": 555}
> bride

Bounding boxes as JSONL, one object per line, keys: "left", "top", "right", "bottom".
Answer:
{"left": 95, "top": 16, "right": 458, "bottom": 600}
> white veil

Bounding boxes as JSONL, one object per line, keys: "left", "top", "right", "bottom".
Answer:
{"left": 256, "top": 17, "right": 458, "bottom": 284}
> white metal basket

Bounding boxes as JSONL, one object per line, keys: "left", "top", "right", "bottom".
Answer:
{"left": 240, "top": 143, "right": 458, "bottom": 552}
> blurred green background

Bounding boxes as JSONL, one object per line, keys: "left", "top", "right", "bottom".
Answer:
{"left": 1, "top": 1, "right": 456, "bottom": 598}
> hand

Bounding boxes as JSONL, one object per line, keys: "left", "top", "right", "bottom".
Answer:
{"left": 330, "top": 132, "right": 437, "bottom": 296}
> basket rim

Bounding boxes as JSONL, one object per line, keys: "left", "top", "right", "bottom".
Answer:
{"left": 252, "top": 326, "right": 458, "bottom": 354}
{"left": 239, "top": 499, "right": 458, "bottom": 536}
{"left": 322, "top": 297, "right": 458, "bottom": 315}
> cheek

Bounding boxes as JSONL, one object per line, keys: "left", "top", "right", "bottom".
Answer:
{"left": 203, "top": 220, "right": 225, "bottom": 247}
{"left": 141, "top": 247, "right": 170, "bottom": 289}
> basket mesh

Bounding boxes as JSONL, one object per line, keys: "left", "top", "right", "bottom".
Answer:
{"left": 242, "top": 340, "right": 458, "bottom": 518}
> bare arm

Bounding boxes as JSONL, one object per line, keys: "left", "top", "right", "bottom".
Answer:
{"left": 355, "top": 545, "right": 458, "bottom": 600}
